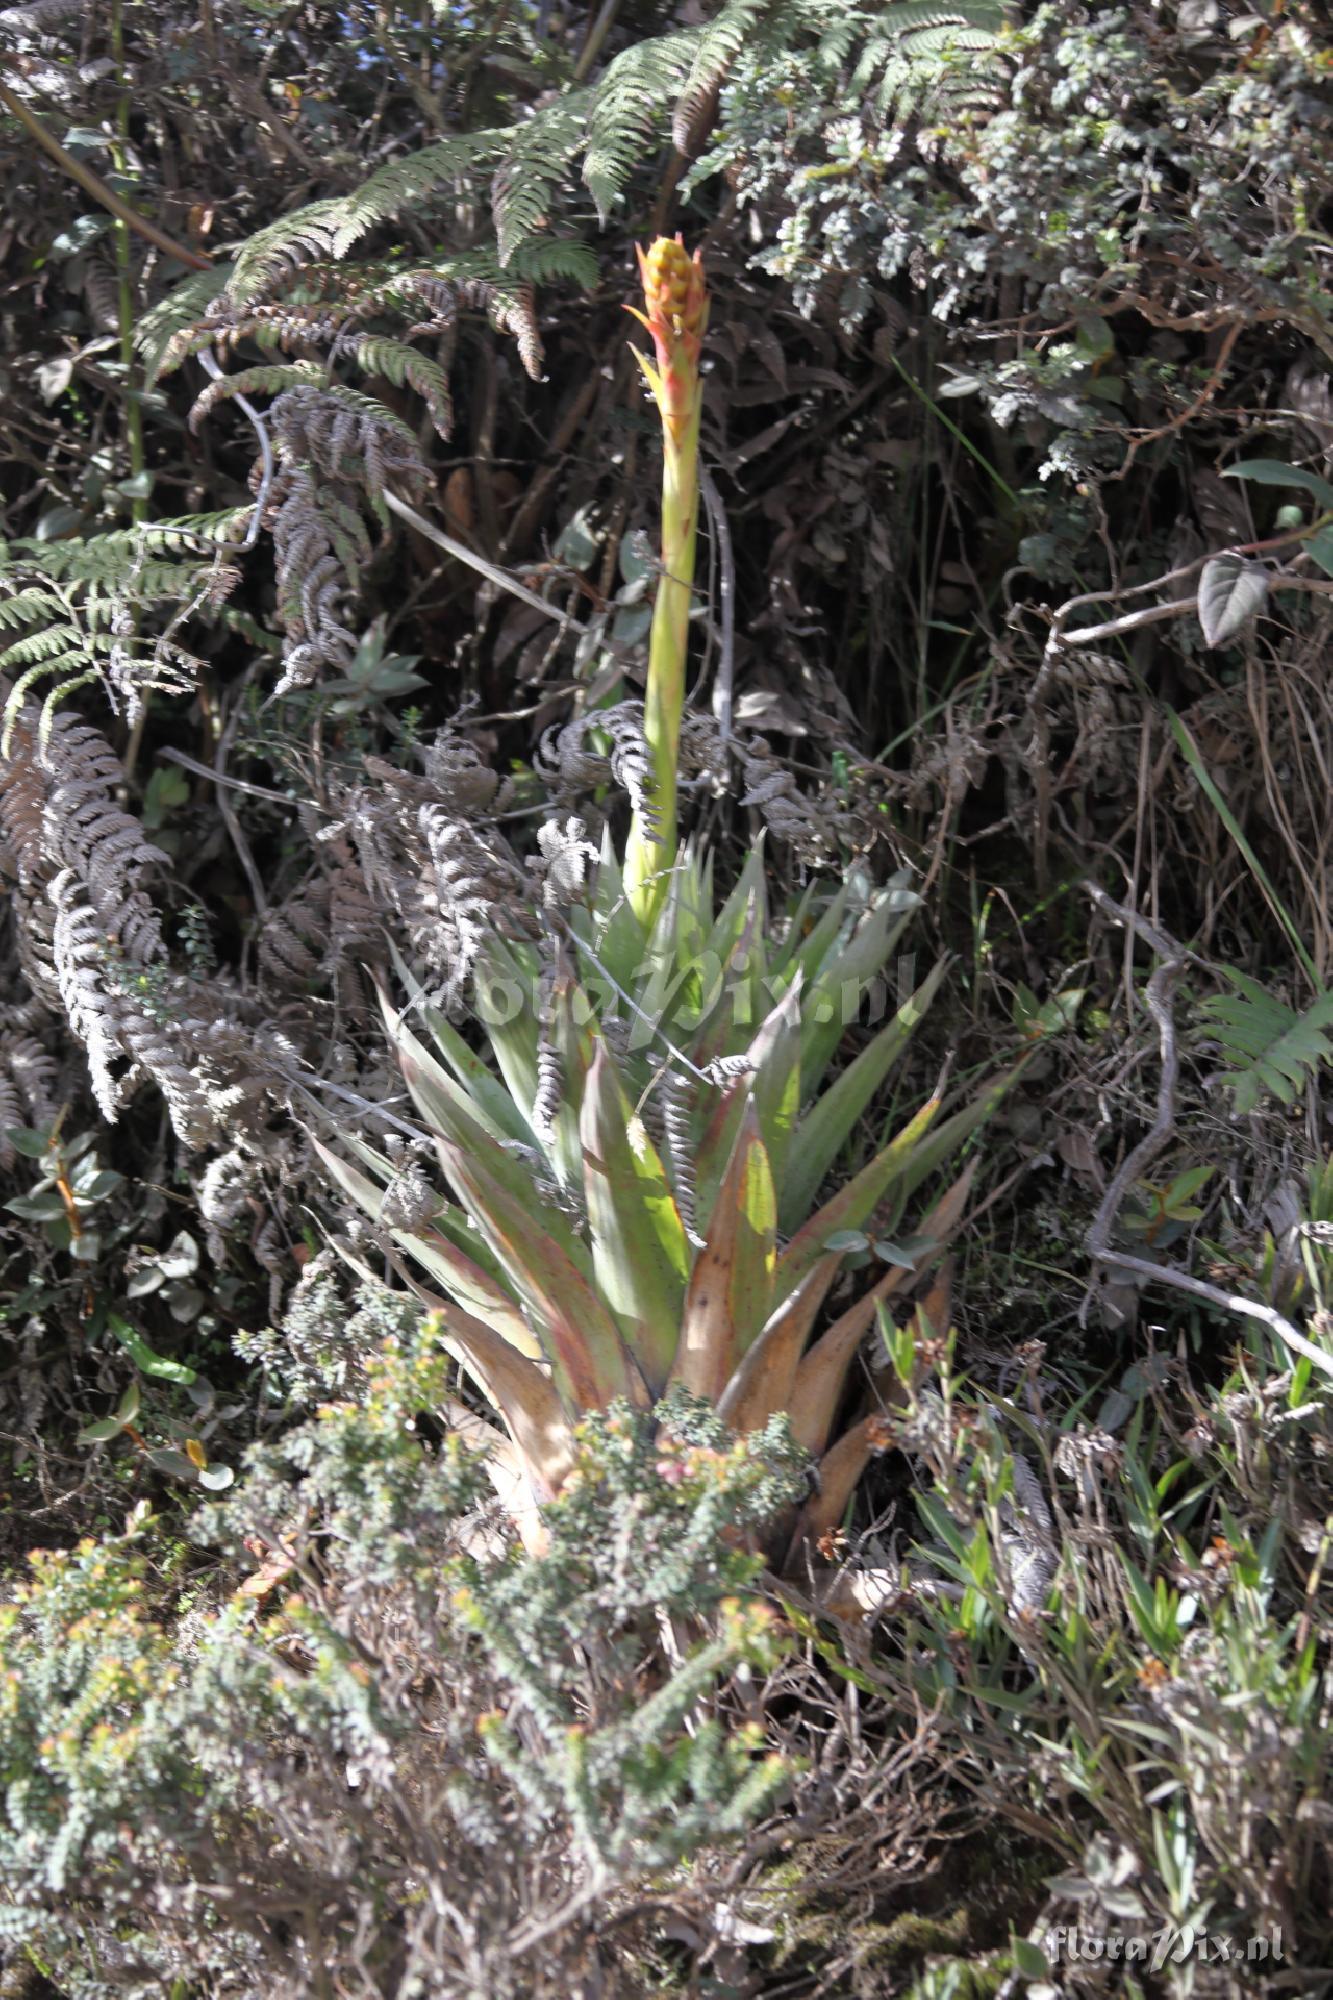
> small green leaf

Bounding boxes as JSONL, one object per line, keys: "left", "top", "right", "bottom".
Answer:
{"left": 107, "top": 1314, "right": 197, "bottom": 1384}
{"left": 4, "top": 1190, "right": 67, "bottom": 1221}
{"left": 78, "top": 1416, "right": 124, "bottom": 1444}
{"left": 1010, "top": 1935, "right": 1050, "bottom": 1979}
{"left": 871, "top": 1237, "right": 921, "bottom": 1269}
{"left": 1304, "top": 523, "right": 1333, "bottom": 578}
{"left": 3, "top": 1128, "right": 51, "bottom": 1160}
{"left": 1223, "top": 459, "right": 1333, "bottom": 510}
{"left": 146, "top": 1447, "right": 199, "bottom": 1480}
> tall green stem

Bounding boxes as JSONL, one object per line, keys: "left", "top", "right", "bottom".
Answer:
{"left": 623, "top": 238, "right": 707, "bottom": 927}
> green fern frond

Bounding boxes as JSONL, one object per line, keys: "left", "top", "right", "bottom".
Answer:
{"left": 672, "top": 2, "right": 765, "bottom": 161}
{"left": 506, "top": 237, "right": 600, "bottom": 290}
{"left": 1200, "top": 971, "right": 1333, "bottom": 1115}
{"left": 0, "top": 585, "right": 66, "bottom": 631}
{"left": 330, "top": 132, "right": 506, "bottom": 259}
{"left": 189, "top": 361, "right": 325, "bottom": 432}
{"left": 852, "top": 3, "right": 1006, "bottom": 127}
{"left": 0, "top": 625, "right": 99, "bottom": 671}
{"left": 13, "top": 513, "right": 252, "bottom": 584}
{"left": 228, "top": 198, "right": 346, "bottom": 305}
{"left": 493, "top": 93, "right": 591, "bottom": 267}
{"left": 347, "top": 337, "right": 454, "bottom": 442}
{"left": 135, "top": 266, "right": 229, "bottom": 386}
{"left": 583, "top": 30, "right": 694, "bottom": 222}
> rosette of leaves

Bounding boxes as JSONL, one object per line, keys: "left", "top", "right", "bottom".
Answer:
{"left": 317, "top": 841, "right": 1017, "bottom": 1564}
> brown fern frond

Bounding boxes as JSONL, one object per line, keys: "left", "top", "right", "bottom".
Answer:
{"left": 50, "top": 868, "right": 130, "bottom": 1124}
{"left": 1, "top": 696, "right": 168, "bottom": 955}
{"left": 536, "top": 702, "right": 656, "bottom": 829}
{"left": 486, "top": 282, "right": 544, "bottom": 382}
{"left": 672, "top": 76, "right": 721, "bottom": 160}
{"left": 271, "top": 384, "right": 429, "bottom": 497}
{"left": 0, "top": 1069, "right": 20, "bottom": 1170}
{"left": 2, "top": 1034, "right": 59, "bottom": 1125}
{"left": 268, "top": 464, "right": 369, "bottom": 691}
{"left": 259, "top": 883, "right": 331, "bottom": 987}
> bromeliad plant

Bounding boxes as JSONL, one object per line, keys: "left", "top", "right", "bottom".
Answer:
{"left": 315, "top": 239, "right": 1017, "bottom": 1574}
{"left": 317, "top": 842, "right": 1016, "bottom": 1563}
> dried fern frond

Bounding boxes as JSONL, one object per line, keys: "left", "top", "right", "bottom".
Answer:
{"left": 267, "top": 463, "right": 369, "bottom": 692}
{"left": 270, "top": 383, "right": 429, "bottom": 502}
{"left": 0, "top": 685, "right": 272, "bottom": 1146}
{"left": 415, "top": 804, "right": 532, "bottom": 1007}
{"left": 0, "top": 694, "right": 167, "bottom": 948}
{"left": 536, "top": 703, "right": 657, "bottom": 830}
{"left": 1, "top": 1035, "right": 58, "bottom": 1126}
{"left": 49, "top": 868, "right": 132, "bottom": 1124}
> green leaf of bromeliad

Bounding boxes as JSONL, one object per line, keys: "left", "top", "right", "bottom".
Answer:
{"left": 580, "top": 1041, "right": 689, "bottom": 1394}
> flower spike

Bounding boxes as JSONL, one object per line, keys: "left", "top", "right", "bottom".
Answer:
{"left": 623, "top": 236, "right": 708, "bottom": 923}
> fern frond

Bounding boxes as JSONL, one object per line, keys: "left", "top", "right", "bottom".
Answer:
{"left": 506, "top": 238, "right": 599, "bottom": 290}
{"left": 493, "top": 93, "right": 591, "bottom": 267}
{"left": 135, "top": 265, "right": 229, "bottom": 387}
{"left": 189, "top": 361, "right": 325, "bottom": 432}
{"left": 272, "top": 383, "right": 428, "bottom": 500}
{"left": 1, "top": 1035, "right": 58, "bottom": 1127}
{"left": 15, "top": 513, "right": 253, "bottom": 584}
{"left": 228, "top": 198, "right": 346, "bottom": 305}
{"left": 329, "top": 133, "right": 506, "bottom": 260}
{"left": 0, "top": 586, "right": 66, "bottom": 631}
{"left": 672, "top": 3, "right": 764, "bottom": 162}
{"left": 0, "top": 624, "right": 89, "bottom": 670}
{"left": 50, "top": 867, "right": 130, "bottom": 1123}
{"left": 851, "top": 3, "right": 1006, "bottom": 134}
{"left": 345, "top": 336, "right": 454, "bottom": 442}
{"left": 1200, "top": 971, "right": 1333, "bottom": 1114}
{"left": 583, "top": 31, "right": 694, "bottom": 223}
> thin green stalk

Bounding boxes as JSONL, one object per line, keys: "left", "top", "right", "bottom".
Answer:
{"left": 622, "top": 238, "right": 708, "bottom": 925}
{"left": 891, "top": 352, "right": 1022, "bottom": 510}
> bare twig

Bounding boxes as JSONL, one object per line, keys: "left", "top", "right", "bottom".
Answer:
{"left": 698, "top": 459, "right": 735, "bottom": 747}
{"left": 383, "top": 489, "right": 591, "bottom": 637}
{"left": 1083, "top": 888, "right": 1333, "bottom": 1380}
{"left": 198, "top": 349, "right": 272, "bottom": 550}
{"left": 1057, "top": 596, "right": 1200, "bottom": 647}
{"left": 210, "top": 673, "right": 271, "bottom": 918}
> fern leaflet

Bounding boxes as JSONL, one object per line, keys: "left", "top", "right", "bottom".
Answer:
{"left": 1200, "top": 970, "right": 1333, "bottom": 1115}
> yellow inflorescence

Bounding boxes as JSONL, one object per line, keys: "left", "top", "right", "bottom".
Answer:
{"left": 640, "top": 235, "right": 707, "bottom": 339}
